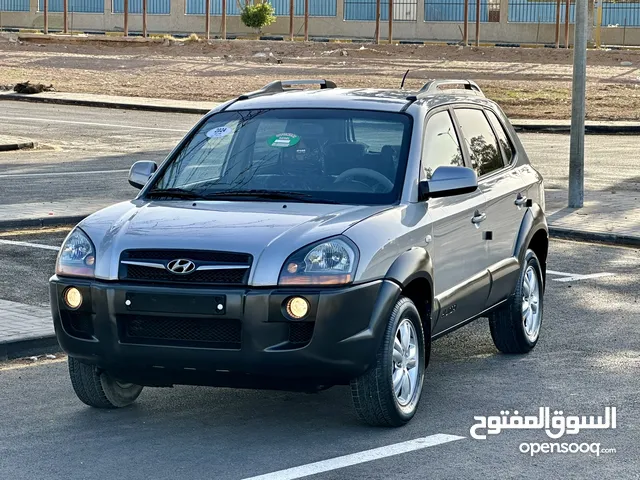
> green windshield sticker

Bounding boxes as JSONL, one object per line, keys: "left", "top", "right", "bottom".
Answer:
{"left": 267, "top": 133, "right": 301, "bottom": 148}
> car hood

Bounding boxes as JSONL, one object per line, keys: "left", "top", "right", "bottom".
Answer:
{"left": 79, "top": 199, "right": 390, "bottom": 285}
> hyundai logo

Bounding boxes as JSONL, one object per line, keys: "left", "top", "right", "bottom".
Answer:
{"left": 167, "top": 259, "right": 196, "bottom": 275}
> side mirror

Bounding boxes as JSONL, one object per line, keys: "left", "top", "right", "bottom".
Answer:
{"left": 128, "top": 161, "right": 158, "bottom": 189}
{"left": 418, "top": 166, "right": 478, "bottom": 201}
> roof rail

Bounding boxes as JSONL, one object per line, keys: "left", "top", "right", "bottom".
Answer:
{"left": 220, "top": 79, "right": 337, "bottom": 111}
{"left": 401, "top": 79, "right": 484, "bottom": 112}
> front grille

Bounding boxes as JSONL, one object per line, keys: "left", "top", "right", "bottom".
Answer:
{"left": 125, "top": 249, "right": 250, "bottom": 264}
{"left": 125, "top": 264, "right": 247, "bottom": 284}
{"left": 120, "top": 314, "right": 241, "bottom": 349}
{"left": 289, "top": 322, "right": 315, "bottom": 346}
{"left": 119, "top": 249, "right": 252, "bottom": 285}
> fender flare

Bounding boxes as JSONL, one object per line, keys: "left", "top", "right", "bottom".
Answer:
{"left": 513, "top": 202, "right": 549, "bottom": 278}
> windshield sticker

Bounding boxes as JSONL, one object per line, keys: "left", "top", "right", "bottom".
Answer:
{"left": 267, "top": 133, "right": 301, "bottom": 148}
{"left": 206, "top": 126, "right": 233, "bottom": 138}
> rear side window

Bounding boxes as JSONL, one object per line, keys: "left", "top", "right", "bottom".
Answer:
{"left": 455, "top": 108, "right": 505, "bottom": 177}
{"left": 486, "top": 110, "right": 514, "bottom": 164}
{"left": 420, "top": 111, "right": 463, "bottom": 180}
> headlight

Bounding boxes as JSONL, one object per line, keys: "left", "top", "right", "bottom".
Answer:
{"left": 56, "top": 228, "right": 96, "bottom": 278}
{"left": 279, "top": 237, "right": 358, "bottom": 286}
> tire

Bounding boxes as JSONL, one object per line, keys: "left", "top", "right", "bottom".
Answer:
{"left": 489, "top": 249, "right": 544, "bottom": 354}
{"left": 350, "top": 297, "right": 428, "bottom": 427}
{"left": 68, "top": 357, "right": 143, "bottom": 408}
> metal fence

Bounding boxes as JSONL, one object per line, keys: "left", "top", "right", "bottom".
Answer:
{"left": 344, "top": 0, "right": 418, "bottom": 21}
{"left": 0, "top": 0, "right": 29, "bottom": 11}
{"left": 270, "top": 0, "right": 337, "bottom": 16}
{"left": 36, "top": 0, "right": 104, "bottom": 13}
{"left": 508, "top": 0, "right": 575, "bottom": 23}
{"left": 425, "top": 0, "right": 490, "bottom": 22}
{"left": 602, "top": 1, "right": 640, "bottom": 27}
{"left": 112, "top": 0, "right": 170, "bottom": 14}
{"left": 186, "top": 0, "right": 238, "bottom": 15}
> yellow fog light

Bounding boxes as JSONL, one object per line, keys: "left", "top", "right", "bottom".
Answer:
{"left": 286, "top": 297, "right": 309, "bottom": 320}
{"left": 64, "top": 287, "right": 83, "bottom": 309}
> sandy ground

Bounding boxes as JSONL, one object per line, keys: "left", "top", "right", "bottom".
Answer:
{"left": 1, "top": 34, "right": 640, "bottom": 120}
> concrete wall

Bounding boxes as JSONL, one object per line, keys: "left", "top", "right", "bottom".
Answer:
{"left": 1, "top": 0, "right": 639, "bottom": 46}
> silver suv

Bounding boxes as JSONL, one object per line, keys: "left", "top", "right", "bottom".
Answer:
{"left": 50, "top": 79, "right": 548, "bottom": 427}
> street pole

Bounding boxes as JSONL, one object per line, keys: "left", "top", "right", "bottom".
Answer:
{"left": 554, "top": 0, "right": 561, "bottom": 48}
{"left": 568, "top": 0, "right": 588, "bottom": 208}
{"left": 63, "top": 0, "right": 68, "bottom": 33}
{"left": 142, "top": 0, "right": 147, "bottom": 38}
{"left": 564, "top": 0, "right": 570, "bottom": 48}
{"left": 463, "top": 0, "right": 469, "bottom": 46}
{"left": 388, "top": 0, "right": 393, "bottom": 44}
{"left": 304, "top": 0, "right": 309, "bottom": 41}
{"left": 374, "top": 0, "right": 380, "bottom": 45}
{"left": 205, "top": 0, "right": 210, "bottom": 39}
{"left": 475, "top": 0, "right": 480, "bottom": 47}
{"left": 124, "top": 0, "right": 129, "bottom": 36}
{"left": 289, "top": 0, "right": 294, "bottom": 41}
{"left": 221, "top": 0, "right": 227, "bottom": 40}
{"left": 43, "top": 0, "right": 48, "bottom": 34}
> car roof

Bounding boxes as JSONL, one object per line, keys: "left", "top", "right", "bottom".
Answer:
{"left": 222, "top": 80, "right": 497, "bottom": 114}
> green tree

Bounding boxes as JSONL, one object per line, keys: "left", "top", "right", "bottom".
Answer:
{"left": 238, "top": 1, "right": 276, "bottom": 34}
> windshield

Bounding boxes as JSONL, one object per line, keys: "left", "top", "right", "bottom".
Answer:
{"left": 148, "top": 108, "right": 413, "bottom": 205}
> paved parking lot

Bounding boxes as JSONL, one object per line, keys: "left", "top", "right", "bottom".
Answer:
{"left": 0, "top": 234, "right": 638, "bottom": 479}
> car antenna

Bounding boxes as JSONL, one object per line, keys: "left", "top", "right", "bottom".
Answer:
{"left": 400, "top": 70, "right": 410, "bottom": 89}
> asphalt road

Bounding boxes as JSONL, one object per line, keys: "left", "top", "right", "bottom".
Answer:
{"left": 0, "top": 234, "right": 639, "bottom": 479}
{"left": 1, "top": 101, "right": 639, "bottom": 210}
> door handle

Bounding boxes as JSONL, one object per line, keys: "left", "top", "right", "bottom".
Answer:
{"left": 514, "top": 194, "right": 528, "bottom": 207}
{"left": 471, "top": 212, "right": 487, "bottom": 225}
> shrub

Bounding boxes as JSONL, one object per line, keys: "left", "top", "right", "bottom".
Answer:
{"left": 240, "top": 2, "right": 276, "bottom": 34}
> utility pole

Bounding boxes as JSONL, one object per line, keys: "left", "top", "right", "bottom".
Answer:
{"left": 554, "top": 0, "right": 561, "bottom": 48}
{"left": 221, "top": 0, "right": 227, "bottom": 40}
{"left": 63, "top": 0, "right": 68, "bottom": 33}
{"left": 388, "top": 0, "right": 393, "bottom": 44}
{"left": 304, "top": 0, "right": 309, "bottom": 41}
{"left": 205, "top": 0, "right": 210, "bottom": 39}
{"left": 564, "top": 0, "right": 570, "bottom": 48}
{"left": 568, "top": 0, "right": 588, "bottom": 208}
{"left": 475, "top": 0, "right": 480, "bottom": 47}
{"left": 463, "top": 0, "right": 469, "bottom": 46}
{"left": 289, "top": 0, "right": 294, "bottom": 41}
{"left": 374, "top": 0, "right": 380, "bottom": 45}
{"left": 142, "top": 0, "right": 147, "bottom": 37}
{"left": 124, "top": 0, "right": 129, "bottom": 36}
{"left": 43, "top": 0, "right": 48, "bottom": 34}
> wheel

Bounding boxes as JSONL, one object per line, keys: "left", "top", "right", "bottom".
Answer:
{"left": 489, "top": 249, "right": 544, "bottom": 354}
{"left": 350, "top": 297, "right": 428, "bottom": 427}
{"left": 68, "top": 357, "right": 143, "bottom": 408}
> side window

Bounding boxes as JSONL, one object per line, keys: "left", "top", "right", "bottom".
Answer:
{"left": 421, "top": 111, "right": 463, "bottom": 180}
{"left": 455, "top": 108, "right": 505, "bottom": 177}
{"left": 486, "top": 110, "right": 514, "bottom": 164}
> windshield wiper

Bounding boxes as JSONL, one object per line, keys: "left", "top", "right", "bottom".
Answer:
{"left": 146, "top": 188, "right": 207, "bottom": 200}
{"left": 203, "top": 190, "right": 326, "bottom": 203}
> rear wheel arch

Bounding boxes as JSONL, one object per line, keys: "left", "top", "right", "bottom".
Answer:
{"left": 514, "top": 204, "right": 548, "bottom": 283}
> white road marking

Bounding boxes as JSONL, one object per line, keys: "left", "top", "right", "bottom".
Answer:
{"left": 241, "top": 434, "right": 465, "bottom": 480}
{"left": 0, "top": 169, "right": 129, "bottom": 178}
{"left": 0, "top": 239, "right": 60, "bottom": 251}
{"left": 0, "top": 116, "right": 189, "bottom": 133}
{"left": 547, "top": 269, "right": 614, "bottom": 282}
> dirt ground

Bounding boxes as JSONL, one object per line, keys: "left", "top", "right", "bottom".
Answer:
{"left": 2, "top": 34, "right": 640, "bottom": 120}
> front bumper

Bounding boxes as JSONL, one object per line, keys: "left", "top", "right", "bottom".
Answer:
{"left": 50, "top": 276, "right": 400, "bottom": 388}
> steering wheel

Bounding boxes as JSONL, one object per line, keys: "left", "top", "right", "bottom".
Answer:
{"left": 334, "top": 168, "right": 394, "bottom": 192}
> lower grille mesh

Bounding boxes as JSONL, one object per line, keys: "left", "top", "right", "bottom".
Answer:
{"left": 120, "top": 314, "right": 241, "bottom": 349}
{"left": 288, "top": 322, "right": 315, "bottom": 346}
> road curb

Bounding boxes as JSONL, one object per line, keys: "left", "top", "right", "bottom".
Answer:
{"left": 0, "top": 334, "right": 59, "bottom": 361}
{"left": 0, "top": 215, "right": 87, "bottom": 231}
{"left": 0, "top": 141, "right": 37, "bottom": 152}
{"left": 2, "top": 94, "right": 639, "bottom": 134}
{"left": 0, "top": 93, "right": 211, "bottom": 115}
{"left": 549, "top": 226, "right": 640, "bottom": 247}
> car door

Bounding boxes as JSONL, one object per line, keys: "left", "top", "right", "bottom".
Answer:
{"left": 453, "top": 107, "right": 528, "bottom": 309}
{"left": 422, "top": 108, "right": 490, "bottom": 335}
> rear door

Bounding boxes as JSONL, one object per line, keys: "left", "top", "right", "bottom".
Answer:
{"left": 423, "top": 109, "right": 489, "bottom": 335}
{"left": 452, "top": 107, "right": 528, "bottom": 308}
